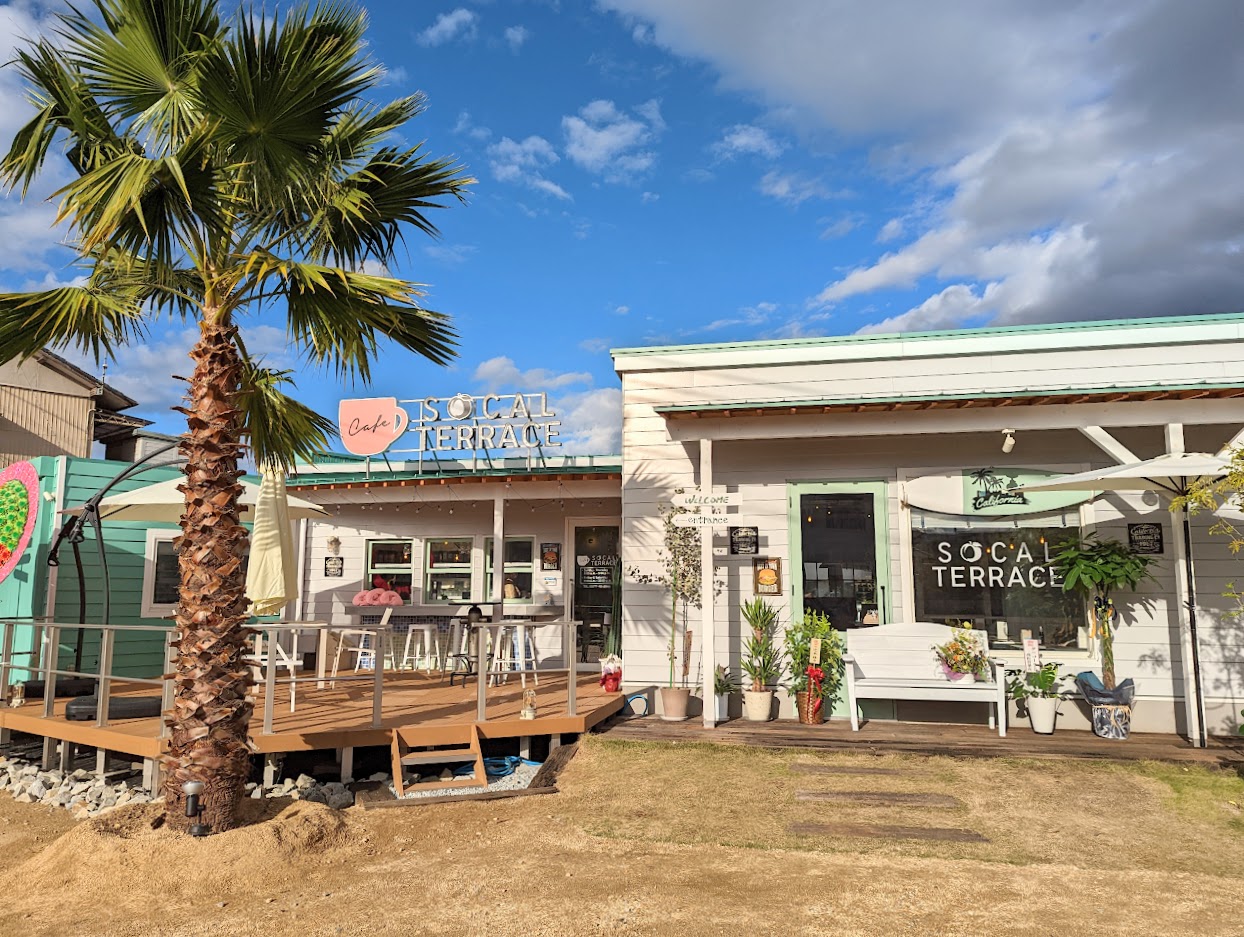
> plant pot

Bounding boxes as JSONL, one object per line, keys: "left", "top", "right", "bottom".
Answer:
{"left": 1026, "top": 697, "right": 1058, "bottom": 734}
{"left": 940, "top": 664, "right": 975, "bottom": 684}
{"left": 794, "top": 688, "right": 825, "bottom": 725}
{"left": 743, "top": 689, "right": 774, "bottom": 722}
{"left": 658, "top": 687, "right": 691, "bottom": 722}
{"left": 715, "top": 694, "right": 730, "bottom": 723}
{"left": 1091, "top": 703, "right": 1131, "bottom": 740}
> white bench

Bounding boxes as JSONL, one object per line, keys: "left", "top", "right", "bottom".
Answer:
{"left": 843, "top": 622, "right": 1007, "bottom": 737}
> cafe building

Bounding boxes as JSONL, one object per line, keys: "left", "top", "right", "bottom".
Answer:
{"left": 612, "top": 312, "right": 1244, "bottom": 737}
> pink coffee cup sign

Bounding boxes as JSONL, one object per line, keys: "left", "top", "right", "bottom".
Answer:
{"left": 339, "top": 397, "right": 409, "bottom": 456}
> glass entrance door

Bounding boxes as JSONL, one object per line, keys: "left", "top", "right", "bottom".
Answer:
{"left": 571, "top": 524, "right": 620, "bottom": 667}
{"left": 790, "top": 482, "right": 890, "bottom": 630}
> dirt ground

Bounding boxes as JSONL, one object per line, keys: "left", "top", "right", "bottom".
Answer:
{"left": 1, "top": 737, "right": 1243, "bottom": 937}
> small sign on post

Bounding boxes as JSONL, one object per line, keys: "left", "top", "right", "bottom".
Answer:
{"left": 1023, "top": 638, "right": 1041, "bottom": 673}
{"left": 809, "top": 637, "right": 823, "bottom": 666}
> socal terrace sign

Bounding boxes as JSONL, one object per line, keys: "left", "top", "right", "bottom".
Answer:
{"left": 338, "top": 393, "right": 561, "bottom": 457}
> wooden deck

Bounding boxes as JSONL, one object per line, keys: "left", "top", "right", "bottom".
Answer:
{"left": 600, "top": 715, "right": 1244, "bottom": 767}
{"left": 0, "top": 673, "right": 624, "bottom": 761}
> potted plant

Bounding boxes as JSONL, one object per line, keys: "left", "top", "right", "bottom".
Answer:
{"left": 1051, "top": 534, "right": 1156, "bottom": 739}
{"left": 741, "top": 597, "right": 783, "bottom": 721}
{"left": 1007, "top": 663, "right": 1064, "bottom": 734}
{"left": 628, "top": 496, "right": 703, "bottom": 722}
{"left": 784, "top": 610, "right": 845, "bottom": 724}
{"left": 932, "top": 626, "right": 989, "bottom": 682}
{"left": 713, "top": 665, "right": 738, "bottom": 723}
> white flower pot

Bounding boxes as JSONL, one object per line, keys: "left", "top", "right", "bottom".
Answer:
{"left": 1027, "top": 697, "right": 1058, "bottom": 734}
{"left": 658, "top": 687, "right": 690, "bottom": 722}
{"left": 715, "top": 694, "right": 729, "bottom": 723}
{"left": 743, "top": 689, "right": 774, "bottom": 722}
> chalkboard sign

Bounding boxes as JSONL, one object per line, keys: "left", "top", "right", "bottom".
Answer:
{"left": 1128, "top": 522, "right": 1164, "bottom": 555}
{"left": 729, "top": 526, "right": 759, "bottom": 555}
{"left": 324, "top": 556, "right": 344, "bottom": 577}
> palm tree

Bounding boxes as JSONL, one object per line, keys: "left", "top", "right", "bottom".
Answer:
{"left": 0, "top": 0, "right": 472, "bottom": 830}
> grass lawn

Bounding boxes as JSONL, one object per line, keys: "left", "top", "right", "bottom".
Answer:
{"left": 1, "top": 735, "right": 1243, "bottom": 936}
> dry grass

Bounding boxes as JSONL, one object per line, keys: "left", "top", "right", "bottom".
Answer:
{"left": 1, "top": 736, "right": 1243, "bottom": 936}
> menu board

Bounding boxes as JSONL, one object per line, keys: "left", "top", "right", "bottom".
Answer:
{"left": 1128, "top": 523, "right": 1164, "bottom": 555}
{"left": 540, "top": 542, "right": 561, "bottom": 570}
{"left": 729, "top": 526, "right": 759, "bottom": 555}
{"left": 578, "top": 564, "right": 613, "bottom": 588}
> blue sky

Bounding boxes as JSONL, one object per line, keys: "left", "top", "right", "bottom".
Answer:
{"left": 2, "top": 1, "right": 1243, "bottom": 454}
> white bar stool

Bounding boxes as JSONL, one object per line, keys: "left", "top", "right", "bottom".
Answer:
{"left": 401, "top": 623, "right": 441, "bottom": 672}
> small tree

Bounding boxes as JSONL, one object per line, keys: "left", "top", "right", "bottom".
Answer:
{"left": 628, "top": 497, "right": 701, "bottom": 688}
{"left": 740, "top": 596, "right": 782, "bottom": 692}
{"left": 1051, "top": 534, "right": 1156, "bottom": 689}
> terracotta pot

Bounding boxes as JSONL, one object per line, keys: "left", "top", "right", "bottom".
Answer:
{"left": 658, "top": 687, "right": 691, "bottom": 722}
{"left": 743, "top": 689, "right": 774, "bottom": 722}
{"left": 794, "top": 688, "right": 825, "bottom": 725}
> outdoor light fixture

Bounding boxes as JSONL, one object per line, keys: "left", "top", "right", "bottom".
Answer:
{"left": 1001, "top": 429, "right": 1016, "bottom": 454}
{"left": 182, "top": 780, "right": 210, "bottom": 837}
{"left": 326, "top": 535, "right": 341, "bottom": 555}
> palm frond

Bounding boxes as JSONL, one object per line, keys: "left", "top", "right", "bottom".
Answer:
{"left": 0, "top": 283, "right": 146, "bottom": 364}
{"left": 234, "top": 355, "right": 335, "bottom": 471}
{"left": 246, "top": 256, "right": 456, "bottom": 379}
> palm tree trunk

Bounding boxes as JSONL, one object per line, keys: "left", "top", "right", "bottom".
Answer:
{"left": 162, "top": 320, "right": 253, "bottom": 832}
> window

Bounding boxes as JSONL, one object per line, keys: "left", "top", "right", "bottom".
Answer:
{"left": 425, "top": 537, "right": 473, "bottom": 603}
{"left": 141, "top": 531, "right": 181, "bottom": 618}
{"left": 910, "top": 509, "right": 1087, "bottom": 651}
{"left": 366, "top": 539, "right": 413, "bottom": 603}
{"left": 485, "top": 537, "right": 534, "bottom": 603}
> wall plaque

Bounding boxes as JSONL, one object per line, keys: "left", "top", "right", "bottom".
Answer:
{"left": 1128, "top": 522, "right": 1164, "bottom": 555}
{"left": 729, "top": 526, "right": 759, "bottom": 555}
{"left": 753, "top": 557, "right": 782, "bottom": 595}
{"left": 540, "top": 542, "right": 561, "bottom": 570}
{"left": 324, "top": 556, "right": 344, "bottom": 577}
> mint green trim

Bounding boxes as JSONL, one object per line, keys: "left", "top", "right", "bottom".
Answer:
{"left": 787, "top": 479, "right": 892, "bottom": 720}
{"left": 654, "top": 380, "right": 1244, "bottom": 414}
{"left": 612, "top": 311, "right": 1244, "bottom": 358}
{"left": 289, "top": 462, "right": 622, "bottom": 488}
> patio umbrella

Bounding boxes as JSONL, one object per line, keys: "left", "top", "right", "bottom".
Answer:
{"left": 244, "top": 469, "right": 300, "bottom": 616}
{"left": 62, "top": 476, "right": 328, "bottom": 524}
{"left": 1017, "top": 451, "right": 1232, "bottom": 748}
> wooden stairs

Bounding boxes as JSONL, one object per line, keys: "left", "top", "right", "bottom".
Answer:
{"left": 391, "top": 724, "right": 487, "bottom": 797}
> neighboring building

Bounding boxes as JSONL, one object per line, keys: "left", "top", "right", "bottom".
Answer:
{"left": 613, "top": 312, "right": 1244, "bottom": 738}
{"left": 101, "top": 428, "right": 184, "bottom": 468}
{"left": 0, "top": 350, "right": 145, "bottom": 466}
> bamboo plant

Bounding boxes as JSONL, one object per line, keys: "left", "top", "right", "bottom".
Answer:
{"left": 740, "top": 596, "right": 783, "bottom": 692}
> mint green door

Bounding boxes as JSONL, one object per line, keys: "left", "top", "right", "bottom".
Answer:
{"left": 788, "top": 481, "right": 892, "bottom": 719}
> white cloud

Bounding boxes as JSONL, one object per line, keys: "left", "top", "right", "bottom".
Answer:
{"left": 472, "top": 356, "right": 593, "bottom": 392}
{"left": 562, "top": 99, "right": 664, "bottom": 183}
{"left": 689, "top": 301, "right": 775, "bottom": 335}
{"left": 579, "top": 337, "right": 611, "bottom": 353}
{"left": 820, "top": 214, "right": 863, "bottom": 239}
{"left": 487, "top": 135, "right": 571, "bottom": 200}
{"left": 711, "top": 124, "right": 785, "bottom": 161}
{"left": 555, "top": 387, "right": 623, "bottom": 454}
{"left": 877, "top": 218, "right": 905, "bottom": 243}
{"left": 504, "top": 25, "right": 530, "bottom": 52}
{"left": 757, "top": 170, "right": 833, "bottom": 206}
{"left": 612, "top": 305, "right": 630, "bottom": 316}
{"left": 423, "top": 243, "right": 477, "bottom": 265}
{"left": 601, "top": 1, "right": 1244, "bottom": 331}
{"left": 417, "top": 9, "right": 479, "bottom": 47}
{"left": 380, "top": 65, "right": 408, "bottom": 86}
{"left": 452, "top": 111, "right": 493, "bottom": 142}
{"left": 641, "top": 191, "right": 660, "bottom": 204}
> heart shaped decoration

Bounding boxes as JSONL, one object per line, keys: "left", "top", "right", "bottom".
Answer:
{"left": 0, "top": 461, "right": 39, "bottom": 586}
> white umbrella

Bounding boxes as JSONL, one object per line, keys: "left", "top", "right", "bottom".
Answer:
{"left": 1018, "top": 451, "right": 1232, "bottom": 747}
{"left": 244, "top": 469, "right": 300, "bottom": 616}
{"left": 63, "top": 476, "right": 328, "bottom": 524}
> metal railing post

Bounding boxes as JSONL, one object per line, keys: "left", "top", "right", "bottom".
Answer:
{"left": 95, "top": 627, "right": 115, "bottom": 728}
{"left": 0, "top": 619, "right": 14, "bottom": 698}
{"left": 476, "top": 626, "right": 487, "bottom": 722}
{"left": 371, "top": 624, "right": 385, "bottom": 728}
{"left": 566, "top": 619, "right": 576, "bottom": 717}
{"left": 160, "top": 629, "right": 175, "bottom": 739}
{"left": 42, "top": 626, "right": 60, "bottom": 719}
{"left": 262, "top": 628, "right": 276, "bottom": 735}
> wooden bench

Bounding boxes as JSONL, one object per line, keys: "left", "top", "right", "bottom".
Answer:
{"left": 843, "top": 622, "right": 1007, "bottom": 737}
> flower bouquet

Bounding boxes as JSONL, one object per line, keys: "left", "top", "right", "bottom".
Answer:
{"left": 933, "top": 627, "right": 988, "bottom": 683}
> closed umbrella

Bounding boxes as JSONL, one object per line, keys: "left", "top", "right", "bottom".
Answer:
{"left": 244, "top": 469, "right": 300, "bottom": 616}
{"left": 1017, "top": 452, "right": 1232, "bottom": 747}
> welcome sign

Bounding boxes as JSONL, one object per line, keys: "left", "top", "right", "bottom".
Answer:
{"left": 339, "top": 392, "right": 562, "bottom": 457}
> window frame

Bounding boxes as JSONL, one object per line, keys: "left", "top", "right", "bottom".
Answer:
{"left": 365, "top": 538, "right": 414, "bottom": 605}
{"left": 141, "top": 528, "right": 180, "bottom": 619}
{"left": 424, "top": 536, "right": 475, "bottom": 605}
{"left": 485, "top": 536, "right": 536, "bottom": 604}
